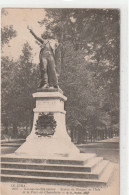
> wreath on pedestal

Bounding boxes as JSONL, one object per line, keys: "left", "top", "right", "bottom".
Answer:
{"left": 35, "top": 112, "right": 57, "bottom": 137}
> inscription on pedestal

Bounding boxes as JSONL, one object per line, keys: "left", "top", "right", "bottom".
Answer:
{"left": 36, "top": 99, "right": 64, "bottom": 112}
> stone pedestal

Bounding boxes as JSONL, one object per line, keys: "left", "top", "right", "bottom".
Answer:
{"left": 15, "top": 91, "right": 79, "bottom": 157}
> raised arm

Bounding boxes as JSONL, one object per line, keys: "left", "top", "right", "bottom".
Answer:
{"left": 28, "top": 28, "right": 44, "bottom": 44}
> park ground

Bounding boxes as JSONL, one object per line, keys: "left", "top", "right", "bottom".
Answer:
{"left": 77, "top": 136, "right": 119, "bottom": 164}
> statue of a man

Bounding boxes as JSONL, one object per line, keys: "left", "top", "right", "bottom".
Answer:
{"left": 28, "top": 27, "right": 61, "bottom": 89}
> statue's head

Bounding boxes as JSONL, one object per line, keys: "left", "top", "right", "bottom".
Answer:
{"left": 41, "top": 31, "right": 55, "bottom": 40}
{"left": 41, "top": 32, "right": 48, "bottom": 40}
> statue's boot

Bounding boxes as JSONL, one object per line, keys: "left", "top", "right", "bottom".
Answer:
{"left": 38, "top": 72, "right": 49, "bottom": 88}
{"left": 42, "top": 83, "right": 49, "bottom": 88}
{"left": 38, "top": 81, "right": 49, "bottom": 89}
{"left": 54, "top": 85, "right": 59, "bottom": 89}
{"left": 38, "top": 80, "right": 44, "bottom": 88}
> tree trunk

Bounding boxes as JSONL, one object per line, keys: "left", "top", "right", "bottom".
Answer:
{"left": 12, "top": 123, "right": 18, "bottom": 138}
{"left": 4, "top": 124, "right": 9, "bottom": 135}
{"left": 70, "top": 128, "right": 74, "bottom": 142}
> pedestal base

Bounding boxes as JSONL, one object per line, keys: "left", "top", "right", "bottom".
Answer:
{"left": 15, "top": 136, "right": 80, "bottom": 157}
{"left": 15, "top": 91, "right": 79, "bottom": 157}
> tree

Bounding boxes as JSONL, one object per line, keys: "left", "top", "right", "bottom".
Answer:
{"left": 1, "top": 25, "right": 17, "bottom": 47}
{"left": 39, "top": 9, "right": 120, "bottom": 137}
{"left": 1, "top": 8, "right": 17, "bottom": 47}
{"left": 1, "top": 17, "right": 18, "bottom": 138}
{"left": 1, "top": 42, "right": 39, "bottom": 138}
{"left": 1, "top": 12, "right": 39, "bottom": 138}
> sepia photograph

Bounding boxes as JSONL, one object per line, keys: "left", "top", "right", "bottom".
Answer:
{"left": 1, "top": 8, "right": 120, "bottom": 195}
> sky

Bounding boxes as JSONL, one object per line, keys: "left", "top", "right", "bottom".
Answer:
{"left": 2, "top": 8, "right": 46, "bottom": 63}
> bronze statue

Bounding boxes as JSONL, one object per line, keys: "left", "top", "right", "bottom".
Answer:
{"left": 28, "top": 27, "right": 61, "bottom": 89}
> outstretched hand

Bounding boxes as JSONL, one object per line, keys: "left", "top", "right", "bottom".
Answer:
{"left": 27, "top": 26, "right": 32, "bottom": 32}
{"left": 27, "top": 27, "right": 43, "bottom": 43}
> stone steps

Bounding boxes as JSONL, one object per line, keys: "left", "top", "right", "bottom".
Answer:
{"left": 99, "top": 162, "right": 114, "bottom": 183}
{"left": 0, "top": 153, "right": 114, "bottom": 186}
{"left": 1, "top": 157, "right": 103, "bottom": 172}
{"left": 1, "top": 163, "right": 114, "bottom": 186}
{"left": 1, "top": 153, "right": 96, "bottom": 165}
{"left": 1, "top": 139, "right": 25, "bottom": 144}
{"left": 1, "top": 160, "right": 108, "bottom": 180}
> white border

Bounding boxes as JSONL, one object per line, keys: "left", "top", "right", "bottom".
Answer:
{"left": 0, "top": 1, "right": 128, "bottom": 195}
{"left": 0, "top": 0, "right": 128, "bottom": 8}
